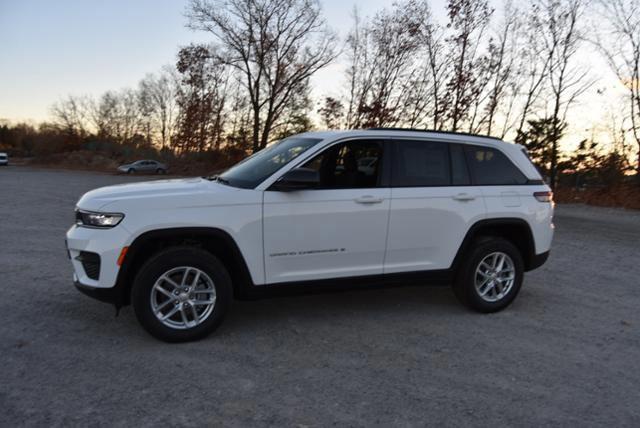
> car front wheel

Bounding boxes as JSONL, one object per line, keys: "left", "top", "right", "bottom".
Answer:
{"left": 131, "top": 247, "right": 232, "bottom": 342}
{"left": 453, "top": 237, "right": 524, "bottom": 313}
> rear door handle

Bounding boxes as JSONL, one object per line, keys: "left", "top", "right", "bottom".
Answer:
{"left": 452, "top": 193, "right": 475, "bottom": 201}
{"left": 354, "top": 195, "right": 384, "bottom": 204}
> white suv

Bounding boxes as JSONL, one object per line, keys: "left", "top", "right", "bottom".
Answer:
{"left": 66, "top": 129, "right": 554, "bottom": 342}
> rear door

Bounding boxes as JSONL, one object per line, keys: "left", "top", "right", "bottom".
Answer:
{"left": 384, "top": 140, "right": 486, "bottom": 273}
{"left": 263, "top": 139, "right": 391, "bottom": 284}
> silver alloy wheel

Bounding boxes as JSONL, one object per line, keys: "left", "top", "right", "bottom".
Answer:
{"left": 150, "top": 266, "right": 217, "bottom": 330}
{"left": 474, "top": 252, "right": 516, "bottom": 303}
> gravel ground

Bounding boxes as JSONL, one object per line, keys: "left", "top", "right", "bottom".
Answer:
{"left": 1, "top": 166, "right": 639, "bottom": 427}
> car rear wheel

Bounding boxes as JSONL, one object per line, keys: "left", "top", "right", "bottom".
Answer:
{"left": 156, "top": 168, "right": 166, "bottom": 174}
{"left": 131, "top": 247, "right": 232, "bottom": 342}
{"left": 453, "top": 237, "right": 524, "bottom": 313}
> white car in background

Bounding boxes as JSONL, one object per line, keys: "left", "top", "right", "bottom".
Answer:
{"left": 66, "top": 128, "right": 554, "bottom": 342}
{"left": 117, "top": 160, "right": 168, "bottom": 174}
{"left": 0, "top": 153, "right": 8, "bottom": 166}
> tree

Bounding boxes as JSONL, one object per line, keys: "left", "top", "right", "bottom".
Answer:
{"left": 538, "top": 0, "right": 592, "bottom": 189}
{"left": 174, "top": 44, "right": 229, "bottom": 154}
{"left": 595, "top": 0, "right": 640, "bottom": 177}
{"left": 516, "top": 116, "right": 566, "bottom": 179}
{"left": 187, "top": 0, "right": 337, "bottom": 152}
{"left": 482, "top": 1, "right": 521, "bottom": 137}
{"left": 443, "top": 0, "right": 493, "bottom": 132}
{"left": 89, "top": 90, "right": 139, "bottom": 143}
{"left": 137, "top": 78, "right": 156, "bottom": 145}
{"left": 513, "top": 3, "right": 552, "bottom": 137}
{"left": 318, "top": 97, "right": 344, "bottom": 129}
{"left": 270, "top": 78, "right": 314, "bottom": 140}
{"left": 345, "top": 6, "right": 365, "bottom": 128}
{"left": 224, "top": 82, "right": 253, "bottom": 151}
{"left": 143, "top": 67, "right": 179, "bottom": 151}
{"left": 422, "top": 13, "right": 449, "bottom": 130}
{"left": 51, "top": 95, "right": 90, "bottom": 138}
{"left": 561, "top": 139, "right": 632, "bottom": 187}
{"left": 359, "top": 0, "right": 431, "bottom": 127}
{"left": 344, "top": 1, "right": 436, "bottom": 128}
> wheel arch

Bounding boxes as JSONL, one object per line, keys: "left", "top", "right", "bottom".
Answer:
{"left": 114, "top": 227, "right": 255, "bottom": 307}
{"left": 452, "top": 218, "right": 538, "bottom": 273}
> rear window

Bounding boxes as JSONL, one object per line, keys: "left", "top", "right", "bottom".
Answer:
{"left": 464, "top": 146, "right": 527, "bottom": 185}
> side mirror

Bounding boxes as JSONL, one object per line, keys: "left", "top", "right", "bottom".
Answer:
{"left": 271, "top": 167, "right": 319, "bottom": 191}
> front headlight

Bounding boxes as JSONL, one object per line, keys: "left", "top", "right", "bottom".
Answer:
{"left": 75, "top": 209, "right": 124, "bottom": 228}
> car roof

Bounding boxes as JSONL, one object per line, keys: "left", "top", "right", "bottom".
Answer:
{"left": 296, "top": 129, "right": 511, "bottom": 147}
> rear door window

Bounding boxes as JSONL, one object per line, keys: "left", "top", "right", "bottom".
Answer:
{"left": 450, "top": 144, "right": 471, "bottom": 186}
{"left": 391, "top": 140, "right": 450, "bottom": 187}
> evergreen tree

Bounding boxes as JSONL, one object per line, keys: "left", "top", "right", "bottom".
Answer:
{"left": 515, "top": 117, "right": 566, "bottom": 184}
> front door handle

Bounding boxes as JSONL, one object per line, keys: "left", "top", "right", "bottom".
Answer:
{"left": 354, "top": 195, "right": 384, "bottom": 204}
{"left": 452, "top": 193, "right": 475, "bottom": 201}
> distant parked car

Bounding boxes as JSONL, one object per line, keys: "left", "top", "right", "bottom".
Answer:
{"left": 117, "top": 160, "right": 167, "bottom": 175}
{"left": 0, "top": 152, "right": 8, "bottom": 166}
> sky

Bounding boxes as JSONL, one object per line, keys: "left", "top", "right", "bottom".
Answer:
{"left": 0, "top": 0, "right": 393, "bottom": 123}
{"left": 0, "top": 0, "right": 626, "bottom": 150}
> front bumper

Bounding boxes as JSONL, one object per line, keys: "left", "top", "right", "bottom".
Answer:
{"left": 74, "top": 278, "right": 119, "bottom": 304}
{"left": 66, "top": 224, "right": 130, "bottom": 289}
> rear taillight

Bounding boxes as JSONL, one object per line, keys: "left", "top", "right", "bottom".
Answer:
{"left": 534, "top": 191, "right": 553, "bottom": 202}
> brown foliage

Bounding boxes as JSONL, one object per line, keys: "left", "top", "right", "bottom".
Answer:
{"left": 555, "top": 185, "right": 640, "bottom": 210}
{"left": 31, "top": 151, "right": 120, "bottom": 172}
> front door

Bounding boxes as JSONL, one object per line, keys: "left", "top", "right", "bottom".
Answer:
{"left": 263, "top": 139, "right": 391, "bottom": 284}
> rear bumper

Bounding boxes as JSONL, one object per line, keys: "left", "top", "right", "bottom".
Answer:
{"left": 527, "top": 250, "right": 550, "bottom": 271}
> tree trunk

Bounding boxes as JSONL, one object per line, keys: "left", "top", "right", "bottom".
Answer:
{"left": 637, "top": 146, "right": 640, "bottom": 180}
{"left": 550, "top": 139, "right": 558, "bottom": 190}
{"left": 251, "top": 106, "right": 260, "bottom": 153}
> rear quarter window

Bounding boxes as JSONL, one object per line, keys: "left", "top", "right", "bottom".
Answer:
{"left": 464, "top": 146, "right": 528, "bottom": 185}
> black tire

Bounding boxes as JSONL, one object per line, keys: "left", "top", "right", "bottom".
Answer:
{"left": 127, "top": 168, "right": 135, "bottom": 174}
{"left": 131, "top": 247, "right": 232, "bottom": 342}
{"left": 452, "top": 237, "right": 524, "bottom": 313}
{"left": 156, "top": 168, "right": 166, "bottom": 175}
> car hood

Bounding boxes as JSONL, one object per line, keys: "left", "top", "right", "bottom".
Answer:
{"left": 76, "top": 177, "right": 237, "bottom": 211}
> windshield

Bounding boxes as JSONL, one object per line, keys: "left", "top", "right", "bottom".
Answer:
{"left": 219, "top": 137, "right": 322, "bottom": 188}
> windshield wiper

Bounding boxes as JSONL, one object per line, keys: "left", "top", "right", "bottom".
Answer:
{"left": 205, "top": 175, "right": 231, "bottom": 185}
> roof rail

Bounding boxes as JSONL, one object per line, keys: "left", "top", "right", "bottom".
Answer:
{"left": 365, "top": 127, "right": 503, "bottom": 141}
